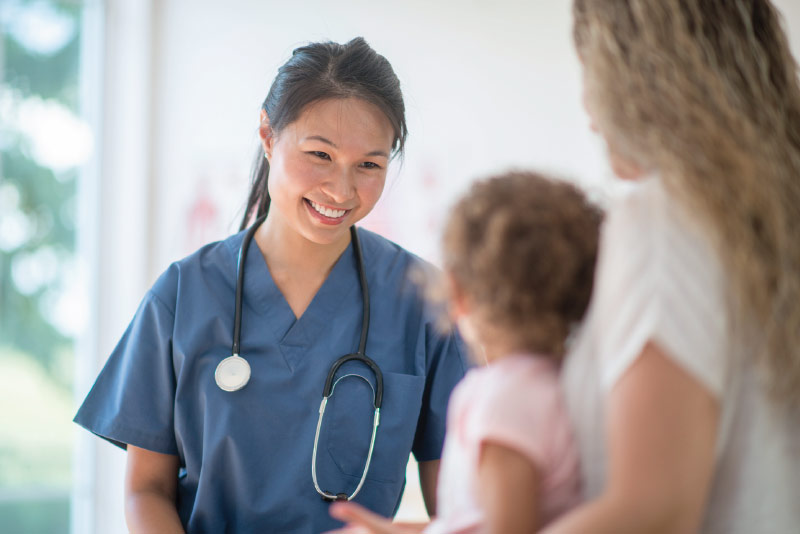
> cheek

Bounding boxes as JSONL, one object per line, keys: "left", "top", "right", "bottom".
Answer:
{"left": 580, "top": 76, "right": 603, "bottom": 134}
{"left": 607, "top": 146, "right": 647, "bottom": 181}
{"left": 270, "top": 154, "right": 324, "bottom": 198}
{"left": 582, "top": 91, "right": 600, "bottom": 133}
{"left": 358, "top": 175, "right": 386, "bottom": 207}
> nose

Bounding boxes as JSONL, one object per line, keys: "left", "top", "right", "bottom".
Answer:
{"left": 321, "top": 167, "right": 356, "bottom": 203}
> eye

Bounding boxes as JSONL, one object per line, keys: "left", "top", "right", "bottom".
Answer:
{"left": 361, "top": 161, "right": 382, "bottom": 170}
{"left": 309, "top": 151, "right": 331, "bottom": 160}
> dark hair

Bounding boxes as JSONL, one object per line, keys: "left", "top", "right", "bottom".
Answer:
{"left": 443, "top": 171, "right": 603, "bottom": 358}
{"left": 239, "top": 37, "right": 408, "bottom": 230}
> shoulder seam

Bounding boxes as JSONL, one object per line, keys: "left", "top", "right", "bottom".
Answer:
{"left": 146, "top": 288, "right": 176, "bottom": 319}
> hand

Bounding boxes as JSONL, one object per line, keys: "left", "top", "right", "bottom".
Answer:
{"left": 326, "top": 502, "right": 427, "bottom": 534}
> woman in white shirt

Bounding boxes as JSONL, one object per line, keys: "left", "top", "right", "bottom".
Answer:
{"left": 549, "top": 1, "right": 800, "bottom": 533}
{"left": 321, "top": 3, "right": 799, "bottom": 533}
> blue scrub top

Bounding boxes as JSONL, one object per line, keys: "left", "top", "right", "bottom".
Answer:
{"left": 74, "top": 227, "right": 468, "bottom": 533}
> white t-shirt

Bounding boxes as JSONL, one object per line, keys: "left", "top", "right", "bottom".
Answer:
{"left": 562, "top": 177, "right": 800, "bottom": 533}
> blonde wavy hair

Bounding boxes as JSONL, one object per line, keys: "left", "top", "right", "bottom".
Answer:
{"left": 574, "top": 0, "right": 800, "bottom": 407}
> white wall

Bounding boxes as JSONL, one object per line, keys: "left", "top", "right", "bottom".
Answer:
{"left": 148, "top": 0, "right": 800, "bottom": 268}
{"left": 148, "top": 0, "right": 608, "bottom": 269}
{"left": 81, "top": 1, "right": 800, "bottom": 532}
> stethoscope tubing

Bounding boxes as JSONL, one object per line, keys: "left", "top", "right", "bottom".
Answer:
{"left": 322, "top": 353, "right": 383, "bottom": 409}
{"left": 232, "top": 213, "right": 266, "bottom": 357}
{"left": 351, "top": 221, "right": 370, "bottom": 357}
{"left": 226, "top": 215, "right": 383, "bottom": 502}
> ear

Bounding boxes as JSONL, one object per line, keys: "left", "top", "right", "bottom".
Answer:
{"left": 446, "top": 272, "right": 471, "bottom": 319}
{"left": 445, "top": 275, "right": 485, "bottom": 359}
{"left": 259, "top": 109, "right": 275, "bottom": 161}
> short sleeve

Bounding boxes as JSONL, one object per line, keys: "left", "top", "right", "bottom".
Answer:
{"left": 411, "top": 323, "right": 469, "bottom": 462}
{"left": 469, "top": 362, "right": 562, "bottom": 469}
{"left": 593, "top": 179, "right": 729, "bottom": 397}
{"left": 73, "top": 287, "right": 179, "bottom": 454}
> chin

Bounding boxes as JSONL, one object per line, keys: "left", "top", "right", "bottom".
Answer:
{"left": 302, "top": 226, "right": 352, "bottom": 247}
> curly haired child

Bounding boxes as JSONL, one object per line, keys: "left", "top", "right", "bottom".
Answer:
{"left": 330, "top": 171, "right": 602, "bottom": 533}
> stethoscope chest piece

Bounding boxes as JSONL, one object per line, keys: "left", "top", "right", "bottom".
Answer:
{"left": 215, "top": 354, "right": 251, "bottom": 392}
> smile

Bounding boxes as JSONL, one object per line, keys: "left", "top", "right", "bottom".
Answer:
{"left": 307, "top": 199, "right": 349, "bottom": 219}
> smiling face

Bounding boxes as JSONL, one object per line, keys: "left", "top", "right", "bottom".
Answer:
{"left": 260, "top": 97, "right": 395, "bottom": 248}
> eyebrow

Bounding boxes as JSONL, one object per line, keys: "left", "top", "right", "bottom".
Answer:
{"left": 304, "top": 135, "right": 390, "bottom": 158}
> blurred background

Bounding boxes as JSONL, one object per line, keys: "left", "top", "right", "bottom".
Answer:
{"left": 2, "top": 1, "right": 799, "bottom": 532}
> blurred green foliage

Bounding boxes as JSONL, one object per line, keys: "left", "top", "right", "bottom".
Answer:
{"left": 3, "top": 17, "right": 80, "bottom": 105}
{"left": 1, "top": 2, "right": 84, "bottom": 532}
{"left": 1, "top": 0, "right": 80, "bottom": 385}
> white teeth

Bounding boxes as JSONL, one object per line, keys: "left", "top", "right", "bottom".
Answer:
{"left": 310, "top": 200, "right": 346, "bottom": 218}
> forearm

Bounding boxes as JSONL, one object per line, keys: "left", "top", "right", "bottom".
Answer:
{"left": 547, "top": 343, "right": 719, "bottom": 534}
{"left": 417, "top": 459, "right": 440, "bottom": 517}
{"left": 392, "top": 522, "right": 429, "bottom": 532}
{"left": 543, "top": 495, "right": 671, "bottom": 534}
{"left": 125, "top": 490, "right": 185, "bottom": 534}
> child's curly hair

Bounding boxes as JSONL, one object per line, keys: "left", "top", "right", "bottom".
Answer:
{"left": 443, "top": 171, "right": 602, "bottom": 359}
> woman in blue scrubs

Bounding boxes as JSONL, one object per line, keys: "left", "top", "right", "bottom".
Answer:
{"left": 74, "top": 37, "right": 468, "bottom": 533}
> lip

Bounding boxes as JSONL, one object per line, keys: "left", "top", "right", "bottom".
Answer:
{"left": 304, "top": 198, "right": 351, "bottom": 226}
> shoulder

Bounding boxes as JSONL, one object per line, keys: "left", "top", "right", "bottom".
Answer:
{"left": 598, "top": 177, "right": 724, "bottom": 303}
{"left": 462, "top": 357, "right": 569, "bottom": 463}
{"left": 474, "top": 356, "right": 562, "bottom": 414}
{"left": 593, "top": 177, "right": 729, "bottom": 394}
{"left": 148, "top": 232, "right": 244, "bottom": 313}
{"left": 356, "top": 227, "right": 433, "bottom": 277}
{"left": 602, "top": 178, "right": 664, "bottom": 255}
{"left": 356, "top": 227, "right": 438, "bottom": 305}
{"left": 604, "top": 177, "right": 716, "bottom": 263}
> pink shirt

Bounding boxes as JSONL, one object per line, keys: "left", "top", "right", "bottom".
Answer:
{"left": 425, "top": 355, "right": 581, "bottom": 534}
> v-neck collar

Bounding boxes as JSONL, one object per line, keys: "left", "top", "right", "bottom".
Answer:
{"left": 228, "top": 228, "right": 363, "bottom": 351}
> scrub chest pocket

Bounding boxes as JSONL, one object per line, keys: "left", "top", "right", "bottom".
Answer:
{"left": 325, "top": 371, "right": 425, "bottom": 484}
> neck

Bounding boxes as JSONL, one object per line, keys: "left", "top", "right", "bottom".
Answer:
{"left": 482, "top": 340, "right": 524, "bottom": 364}
{"left": 468, "top": 320, "right": 526, "bottom": 365}
{"left": 255, "top": 212, "right": 352, "bottom": 278}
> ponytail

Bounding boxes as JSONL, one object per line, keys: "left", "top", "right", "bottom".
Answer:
{"left": 240, "top": 147, "right": 271, "bottom": 231}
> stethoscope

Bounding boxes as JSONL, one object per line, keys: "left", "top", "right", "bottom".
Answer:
{"left": 213, "top": 213, "right": 383, "bottom": 502}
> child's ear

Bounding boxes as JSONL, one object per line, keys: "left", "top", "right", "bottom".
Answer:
{"left": 446, "top": 276, "right": 485, "bottom": 362}
{"left": 446, "top": 273, "right": 471, "bottom": 318}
